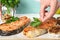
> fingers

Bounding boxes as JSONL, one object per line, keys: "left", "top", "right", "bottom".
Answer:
{"left": 42, "top": 1, "right": 57, "bottom": 22}
{"left": 40, "top": 5, "right": 46, "bottom": 21}
{"left": 58, "top": 2, "right": 60, "bottom": 8}
{"left": 42, "top": 12, "right": 49, "bottom": 22}
{"left": 49, "top": 0, "right": 57, "bottom": 17}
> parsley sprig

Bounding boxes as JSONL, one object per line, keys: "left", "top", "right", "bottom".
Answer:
{"left": 6, "top": 16, "right": 19, "bottom": 23}
{"left": 30, "top": 17, "right": 42, "bottom": 28}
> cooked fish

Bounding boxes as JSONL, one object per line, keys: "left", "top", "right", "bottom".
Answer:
{"left": 23, "top": 17, "right": 57, "bottom": 38}
{"left": 0, "top": 16, "right": 30, "bottom": 36}
{"left": 23, "top": 26, "right": 47, "bottom": 38}
{"left": 48, "top": 26, "right": 60, "bottom": 34}
{"left": 48, "top": 26, "right": 60, "bottom": 38}
{"left": 57, "top": 17, "right": 60, "bottom": 25}
{"left": 39, "top": 18, "right": 57, "bottom": 29}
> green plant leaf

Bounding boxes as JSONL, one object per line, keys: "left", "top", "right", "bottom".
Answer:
{"left": 33, "top": 17, "right": 40, "bottom": 22}
{"left": 30, "top": 17, "right": 42, "bottom": 28}
{"left": 1, "top": 0, "right": 20, "bottom": 8}
{"left": 6, "top": 16, "right": 19, "bottom": 23}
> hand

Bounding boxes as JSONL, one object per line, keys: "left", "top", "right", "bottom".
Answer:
{"left": 58, "top": 2, "right": 60, "bottom": 7}
{"left": 40, "top": 0, "right": 58, "bottom": 22}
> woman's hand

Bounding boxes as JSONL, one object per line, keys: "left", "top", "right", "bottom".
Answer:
{"left": 40, "top": 0, "right": 58, "bottom": 22}
{"left": 58, "top": 2, "right": 60, "bottom": 7}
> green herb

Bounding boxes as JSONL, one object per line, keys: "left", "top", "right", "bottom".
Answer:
{"left": 30, "top": 17, "right": 42, "bottom": 28}
{"left": 1, "top": 0, "right": 20, "bottom": 8}
{"left": 6, "top": 16, "right": 19, "bottom": 23}
{"left": 1, "top": 0, "right": 20, "bottom": 13}
{"left": 33, "top": 17, "right": 40, "bottom": 22}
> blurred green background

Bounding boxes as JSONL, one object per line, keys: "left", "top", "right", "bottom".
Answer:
{"left": 16, "top": 0, "right": 40, "bottom": 14}
{"left": 16, "top": 0, "right": 60, "bottom": 14}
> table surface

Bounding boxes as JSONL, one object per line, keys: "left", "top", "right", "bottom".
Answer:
{"left": 0, "top": 14, "right": 60, "bottom": 40}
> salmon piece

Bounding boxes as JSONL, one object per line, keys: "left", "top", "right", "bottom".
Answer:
{"left": 39, "top": 18, "right": 57, "bottom": 29}
{"left": 57, "top": 17, "right": 60, "bottom": 25}
{"left": 23, "top": 18, "right": 57, "bottom": 38}
{"left": 0, "top": 16, "right": 30, "bottom": 36}
{"left": 23, "top": 26, "right": 47, "bottom": 38}
{"left": 0, "top": 16, "right": 30, "bottom": 31}
{"left": 24, "top": 26, "right": 35, "bottom": 32}
{"left": 48, "top": 26, "right": 60, "bottom": 34}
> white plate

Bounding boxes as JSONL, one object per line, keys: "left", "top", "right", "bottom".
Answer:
{"left": 0, "top": 14, "right": 60, "bottom": 39}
